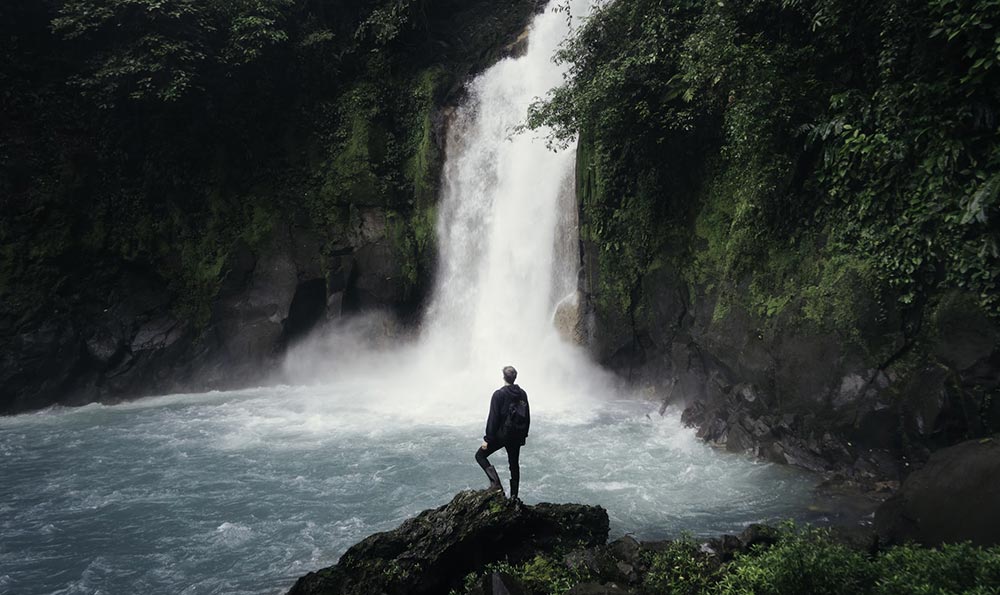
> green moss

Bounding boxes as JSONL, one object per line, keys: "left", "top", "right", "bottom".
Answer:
{"left": 683, "top": 157, "right": 882, "bottom": 347}
{"left": 326, "top": 86, "right": 387, "bottom": 207}
{"left": 405, "top": 67, "right": 447, "bottom": 207}
{"left": 240, "top": 204, "right": 276, "bottom": 247}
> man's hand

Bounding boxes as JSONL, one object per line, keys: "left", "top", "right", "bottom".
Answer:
{"left": 480, "top": 440, "right": 488, "bottom": 450}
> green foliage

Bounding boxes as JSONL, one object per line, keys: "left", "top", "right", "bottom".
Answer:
{"left": 454, "top": 529, "right": 1000, "bottom": 595}
{"left": 874, "top": 542, "right": 1000, "bottom": 595}
{"left": 715, "top": 527, "right": 874, "bottom": 595}
{"left": 3, "top": 0, "right": 500, "bottom": 329}
{"left": 222, "top": 0, "right": 293, "bottom": 66}
{"left": 530, "top": 0, "right": 1000, "bottom": 327}
{"left": 457, "top": 554, "right": 589, "bottom": 595}
{"left": 642, "top": 537, "right": 717, "bottom": 595}
{"left": 717, "top": 529, "right": 1000, "bottom": 595}
{"left": 50, "top": 0, "right": 294, "bottom": 105}
{"left": 356, "top": 0, "right": 417, "bottom": 46}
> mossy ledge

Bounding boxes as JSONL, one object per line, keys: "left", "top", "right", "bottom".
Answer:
{"left": 287, "top": 463, "right": 1000, "bottom": 595}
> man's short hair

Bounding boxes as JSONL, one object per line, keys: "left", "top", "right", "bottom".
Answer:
{"left": 502, "top": 366, "right": 517, "bottom": 384}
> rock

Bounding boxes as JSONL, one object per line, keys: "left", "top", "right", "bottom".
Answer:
{"left": 287, "top": 490, "right": 609, "bottom": 595}
{"left": 566, "top": 583, "right": 633, "bottom": 595}
{"left": 762, "top": 438, "right": 831, "bottom": 473}
{"left": 701, "top": 534, "right": 742, "bottom": 562}
{"left": 467, "top": 571, "right": 528, "bottom": 595}
{"left": 554, "top": 292, "right": 586, "bottom": 344}
{"left": 725, "top": 421, "right": 755, "bottom": 453}
{"left": 563, "top": 547, "right": 619, "bottom": 579}
{"left": 608, "top": 536, "right": 641, "bottom": 567}
{"left": 84, "top": 326, "right": 122, "bottom": 364}
{"left": 489, "top": 572, "right": 527, "bottom": 595}
{"left": 875, "top": 437, "right": 1000, "bottom": 546}
{"left": 130, "top": 316, "right": 185, "bottom": 352}
{"left": 738, "top": 524, "right": 780, "bottom": 551}
{"left": 499, "top": 27, "right": 531, "bottom": 59}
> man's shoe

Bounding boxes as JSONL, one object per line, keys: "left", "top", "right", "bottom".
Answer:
{"left": 485, "top": 465, "right": 504, "bottom": 494}
{"left": 510, "top": 478, "right": 519, "bottom": 500}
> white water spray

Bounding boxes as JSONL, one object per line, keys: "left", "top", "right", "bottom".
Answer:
{"left": 284, "top": 0, "right": 613, "bottom": 419}
{"left": 420, "top": 0, "right": 601, "bottom": 398}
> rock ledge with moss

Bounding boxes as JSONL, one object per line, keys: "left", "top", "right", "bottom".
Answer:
{"left": 286, "top": 490, "right": 609, "bottom": 595}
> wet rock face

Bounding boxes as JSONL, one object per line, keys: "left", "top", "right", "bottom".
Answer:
{"left": 0, "top": 219, "right": 410, "bottom": 414}
{"left": 581, "top": 227, "right": 1000, "bottom": 484}
{"left": 286, "top": 490, "right": 609, "bottom": 595}
{"left": 875, "top": 437, "right": 1000, "bottom": 547}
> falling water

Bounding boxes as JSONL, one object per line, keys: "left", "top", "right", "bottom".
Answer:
{"left": 421, "top": 0, "right": 582, "bottom": 372}
{"left": 282, "top": 0, "right": 613, "bottom": 416}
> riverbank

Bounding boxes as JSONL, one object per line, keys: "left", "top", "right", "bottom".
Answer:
{"left": 286, "top": 488, "right": 1000, "bottom": 595}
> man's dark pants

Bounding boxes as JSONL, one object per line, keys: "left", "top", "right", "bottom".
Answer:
{"left": 475, "top": 442, "right": 520, "bottom": 487}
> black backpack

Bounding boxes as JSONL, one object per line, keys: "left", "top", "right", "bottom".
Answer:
{"left": 500, "top": 395, "right": 529, "bottom": 441}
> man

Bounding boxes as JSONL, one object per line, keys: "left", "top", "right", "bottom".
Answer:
{"left": 475, "top": 365, "right": 530, "bottom": 500}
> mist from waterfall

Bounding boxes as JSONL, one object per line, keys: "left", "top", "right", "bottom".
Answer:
{"left": 282, "top": 0, "right": 613, "bottom": 420}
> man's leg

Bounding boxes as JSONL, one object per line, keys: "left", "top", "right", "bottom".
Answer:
{"left": 475, "top": 443, "right": 505, "bottom": 492}
{"left": 505, "top": 443, "right": 521, "bottom": 499}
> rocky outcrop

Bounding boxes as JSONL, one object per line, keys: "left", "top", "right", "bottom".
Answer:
{"left": 288, "top": 490, "right": 853, "bottom": 595}
{"left": 286, "top": 489, "right": 830, "bottom": 595}
{"left": 578, "top": 209, "right": 1000, "bottom": 487}
{"left": 875, "top": 436, "right": 1000, "bottom": 547}
{"left": 287, "top": 490, "right": 609, "bottom": 595}
{"left": 0, "top": 219, "right": 410, "bottom": 413}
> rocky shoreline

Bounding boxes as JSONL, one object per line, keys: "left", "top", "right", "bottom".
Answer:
{"left": 286, "top": 460, "right": 1000, "bottom": 595}
{"left": 286, "top": 490, "right": 609, "bottom": 595}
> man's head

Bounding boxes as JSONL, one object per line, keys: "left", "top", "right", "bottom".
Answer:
{"left": 502, "top": 366, "right": 517, "bottom": 385}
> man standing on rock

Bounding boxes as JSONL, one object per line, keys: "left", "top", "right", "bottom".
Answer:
{"left": 476, "top": 366, "right": 530, "bottom": 500}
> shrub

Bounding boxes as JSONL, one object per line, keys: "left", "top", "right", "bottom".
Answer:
{"left": 712, "top": 527, "right": 874, "bottom": 595}
{"left": 642, "top": 537, "right": 717, "bottom": 595}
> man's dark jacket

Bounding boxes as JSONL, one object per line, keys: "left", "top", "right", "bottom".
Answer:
{"left": 483, "top": 384, "right": 530, "bottom": 446}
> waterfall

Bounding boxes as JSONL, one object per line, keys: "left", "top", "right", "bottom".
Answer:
{"left": 283, "top": 0, "right": 610, "bottom": 418}
{"left": 420, "top": 0, "right": 594, "bottom": 388}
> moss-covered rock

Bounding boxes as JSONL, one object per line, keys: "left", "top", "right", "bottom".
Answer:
{"left": 287, "top": 490, "right": 609, "bottom": 595}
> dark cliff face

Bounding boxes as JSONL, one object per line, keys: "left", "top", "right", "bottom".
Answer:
{"left": 576, "top": 130, "right": 1000, "bottom": 479}
{"left": 576, "top": 126, "right": 999, "bottom": 479}
{"left": 0, "top": 0, "right": 539, "bottom": 414}
{"left": 580, "top": 231, "right": 999, "bottom": 483}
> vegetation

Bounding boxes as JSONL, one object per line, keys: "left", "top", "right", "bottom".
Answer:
{"left": 642, "top": 537, "right": 715, "bottom": 594}
{"left": 455, "top": 553, "right": 592, "bottom": 595}
{"left": 529, "top": 0, "right": 1000, "bottom": 333}
{"left": 455, "top": 526, "right": 1000, "bottom": 595}
{"left": 714, "top": 527, "right": 1000, "bottom": 595}
{"left": 0, "top": 0, "right": 529, "bottom": 328}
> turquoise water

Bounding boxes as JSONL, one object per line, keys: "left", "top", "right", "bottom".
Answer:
{"left": 0, "top": 383, "right": 836, "bottom": 594}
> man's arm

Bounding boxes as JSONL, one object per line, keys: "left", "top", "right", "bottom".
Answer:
{"left": 483, "top": 391, "right": 502, "bottom": 445}
{"left": 524, "top": 398, "right": 530, "bottom": 439}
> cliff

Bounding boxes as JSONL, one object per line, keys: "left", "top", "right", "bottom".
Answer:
{"left": 0, "top": 0, "right": 539, "bottom": 414}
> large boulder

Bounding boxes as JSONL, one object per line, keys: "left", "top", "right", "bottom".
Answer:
{"left": 287, "top": 490, "right": 609, "bottom": 595}
{"left": 875, "top": 436, "right": 1000, "bottom": 546}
